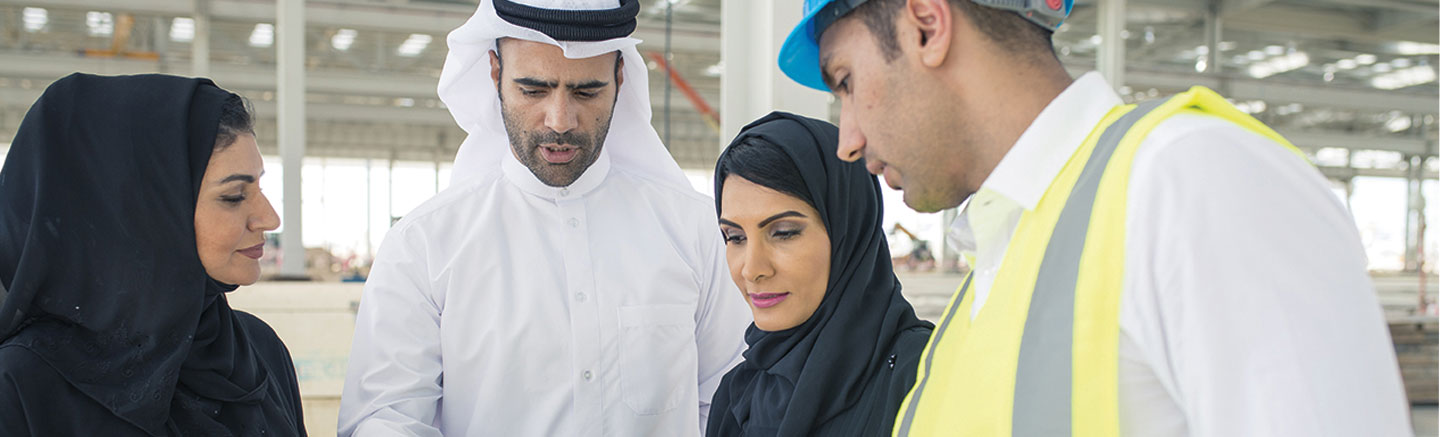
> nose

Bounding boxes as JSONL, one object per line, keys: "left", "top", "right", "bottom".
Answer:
{"left": 252, "top": 191, "right": 281, "bottom": 233}
{"left": 836, "top": 104, "right": 865, "bottom": 162}
{"left": 542, "top": 94, "right": 579, "bottom": 134}
{"left": 739, "top": 241, "right": 775, "bottom": 284}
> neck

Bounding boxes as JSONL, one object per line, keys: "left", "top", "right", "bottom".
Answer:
{"left": 945, "top": 53, "right": 1072, "bottom": 191}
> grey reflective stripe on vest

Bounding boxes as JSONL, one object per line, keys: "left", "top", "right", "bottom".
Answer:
{"left": 895, "top": 274, "right": 972, "bottom": 437}
{"left": 1011, "top": 99, "right": 1164, "bottom": 436}
{"left": 896, "top": 100, "right": 1165, "bottom": 436}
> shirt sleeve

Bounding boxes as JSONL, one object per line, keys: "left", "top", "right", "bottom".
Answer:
{"left": 690, "top": 216, "right": 751, "bottom": 435}
{"left": 338, "top": 223, "right": 446, "bottom": 437}
{"left": 1121, "top": 113, "right": 1412, "bottom": 436}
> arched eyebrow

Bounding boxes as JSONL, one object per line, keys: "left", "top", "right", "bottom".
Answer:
{"left": 718, "top": 211, "right": 807, "bottom": 229}
{"left": 220, "top": 174, "right": 256, "bottom": 184}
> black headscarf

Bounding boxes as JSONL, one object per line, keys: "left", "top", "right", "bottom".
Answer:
{"left": 0, "top": 74, "right": 300, "bottom": 435}
{"left": 708, "top": 112, "right": 932, "bottom": 436}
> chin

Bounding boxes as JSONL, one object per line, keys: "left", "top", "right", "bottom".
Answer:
{"left": 214, "top": 267, "right": 261, "bottom": 286}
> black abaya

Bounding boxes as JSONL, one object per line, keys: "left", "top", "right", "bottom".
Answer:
{"left": 0, "top": 73, "right": 304, "bottom": 436}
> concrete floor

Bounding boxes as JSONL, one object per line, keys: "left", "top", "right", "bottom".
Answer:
{"left": 232, "top": 273, "right": 1438, "bottom": 436}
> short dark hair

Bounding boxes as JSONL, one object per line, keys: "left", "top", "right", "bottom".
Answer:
{"left": 716, "top": 136, "right": 816, "bottom": 213}
{"left": 214, "top": 93, "right": 254, "bottom": 151}
{"left": 849, "top": 0, "right": 1056, "bottom": 64}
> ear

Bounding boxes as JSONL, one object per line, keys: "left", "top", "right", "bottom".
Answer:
{"left": 903, "top": 0, "right": 953, "bottom": 68}
{"left": 489, "top": 49, "right": 502, "bottom": 90}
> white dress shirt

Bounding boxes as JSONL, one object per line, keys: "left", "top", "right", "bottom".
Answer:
{"left": 950, "top": 72, "right": 1412, "bottom": 436}
{"left": 339, "top": 149, "right": 752, "bottom": 437}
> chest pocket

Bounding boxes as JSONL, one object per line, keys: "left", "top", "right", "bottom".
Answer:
{"left": 618, "top": 304, "right": 697, "bottom": 415}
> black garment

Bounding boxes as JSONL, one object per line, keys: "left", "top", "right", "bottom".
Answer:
{"left": 0, "top": 74, "right": 304, "bottom": 436}
{"left": 707, "top": 112, "right": 934, "bottom": 437}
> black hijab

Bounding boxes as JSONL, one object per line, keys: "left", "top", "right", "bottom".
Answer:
{"left": 708, "top": 112, "right": 932, "bottom": 436}
{"left": 0, "top": 74, "right": 298, "bottom": 435}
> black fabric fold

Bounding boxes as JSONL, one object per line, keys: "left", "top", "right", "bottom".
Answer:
{"left": 493, "top": 0, "right": 639, "bottom": 42}
{"left": 707, "top": 112, "right": 934, "bottom": 436}
{"left": 0, "top": 73, "right": 303, "bottom": 436}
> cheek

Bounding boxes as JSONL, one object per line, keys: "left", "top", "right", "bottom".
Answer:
{"left": 194, "top": 207, "right": 242, "bottom": 261}
{"left": 724, "top": 246, "right": 746, "bottom": 291}
{"left": 791, "top": 235, "right": 831, "bottom": 303}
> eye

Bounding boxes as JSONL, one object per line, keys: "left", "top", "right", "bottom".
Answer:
{"left": 574, "top": 90, "right": 598, "bottom": 100}
{"left": 722, "top": 229, "right": 746, "bottom": 245}
{"left": 772, "top": 228, "right": 802, "bottom": 240}
{"left": 221, "top": 194, "right": 246, "bottom": 205}
{"left": 835, "top": 75, "right": 850, "bottom": 94}
{"left": 520, "top": 88, "right": 545, "bottom": 97}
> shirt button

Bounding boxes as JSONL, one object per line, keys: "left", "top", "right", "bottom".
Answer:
{"left": 568, "top": 218, "right": 579, "bottom": 228}
{"left": 582, "top": 370, "right": 593, "bottom": 381}
{"left": 575, "top": 292, "right": 587, "bottom": 302}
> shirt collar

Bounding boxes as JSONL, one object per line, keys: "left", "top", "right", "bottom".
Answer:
{"left": 501, "top": 144, "right": 612, "bottom": 199}
{"left": 976, "top": 72, "right": 1123, "bottom": 211}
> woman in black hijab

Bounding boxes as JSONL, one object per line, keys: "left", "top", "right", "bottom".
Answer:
{"left": 0, "top": 73, "right": 304, "bottom": 436}
{"left": 707, "top": 111, "right": 933, "bottom": 436}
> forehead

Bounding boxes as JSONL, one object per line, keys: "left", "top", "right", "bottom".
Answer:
{"left": 817, "top": 17, "right": 875, "bottom": 70}
{"left": 720, "top": 176, "right": 818, "bottom": 221}
{"left": 497, "top": 38, "right": 616, "bottom": 75}
{"left": 208, "top": 134, "right": 264, "bottom": 173}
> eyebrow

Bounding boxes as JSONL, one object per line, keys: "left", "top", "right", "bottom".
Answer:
{"left": 718, "top": 210, "right": 808, "bottom": 230}
{"left": 514, "top": 77, "right": 610, "bottom": 90}
{"left": 219, "top": 173, "right": 260, "bottom": 184}
{"left": 819, "top": 54, "right": 837, "bottom": 91}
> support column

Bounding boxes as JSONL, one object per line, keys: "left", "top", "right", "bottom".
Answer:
{"left": 1405, "top": 154, "right": 1426, "bottom": 272}
{"left": 1097, "top": 0, "right": 1127, "bottom": 89}
{"left": 277, "top": 0, "right": 307, "bottom": 278}
{"left": 720, "top": 0, "right": 830, "bottom": 152}
{"left": 1202, "top": 0, "right": 1222, "bottom": 75}
{"left": 192, "top": 0, "right": 210, "bottom": 78}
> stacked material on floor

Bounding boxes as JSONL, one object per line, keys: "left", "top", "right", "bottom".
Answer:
{"left": 1390, "top": 316, "right": 1439, "bottom": 404}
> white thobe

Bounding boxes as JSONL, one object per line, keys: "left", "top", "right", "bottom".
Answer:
{"left": 951, "top": 72, "right": 1412, "bottom": 436}
{"left": 339, "top": 149, "right": 752, "bottom": 436}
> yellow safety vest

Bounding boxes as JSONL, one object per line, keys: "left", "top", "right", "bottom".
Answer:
{"left": 893, "top": 86, "right": 1306, "bottom": 436}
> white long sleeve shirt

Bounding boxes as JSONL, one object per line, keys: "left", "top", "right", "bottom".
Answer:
{"left": 950, "top": 72, "right": 1412, "bottom": 436}
{"left": 339, "top": 150, "right": 752, "bottom": 436}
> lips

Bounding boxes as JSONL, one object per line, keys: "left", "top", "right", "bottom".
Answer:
{"left": 748, "top": 292, "right": 790, "bottom": 309}
{"left": 237, "top": 242, "right": 264, "bottom": 260}
{"left": 539, "top": 144, "right": 580, "bottom": 164}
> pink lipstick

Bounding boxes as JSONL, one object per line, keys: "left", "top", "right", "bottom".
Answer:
{"left": 749, "top": 292, "right": 790, "bottom": 309}
{"left": 237, "top": 242, "right": 264, "bottom": 260}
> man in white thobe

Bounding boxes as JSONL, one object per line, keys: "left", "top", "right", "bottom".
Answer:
{"left": 338, "top": 0, "right": 751, "bottom": 435}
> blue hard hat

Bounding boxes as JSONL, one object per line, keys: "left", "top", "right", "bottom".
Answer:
{"left": 778, "top": 0, "right": 1074, "bottom": 92}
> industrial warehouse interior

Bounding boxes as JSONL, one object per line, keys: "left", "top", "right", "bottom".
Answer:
{"left": 0, "top": 0, "right": 1435, "bottom": 435}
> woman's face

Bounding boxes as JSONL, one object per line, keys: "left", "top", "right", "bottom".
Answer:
{"left": 194, "top": 134, "right": 280, "bottom": 285}
{"left": 719, "top": 176, "right": 831, "bottom": 331}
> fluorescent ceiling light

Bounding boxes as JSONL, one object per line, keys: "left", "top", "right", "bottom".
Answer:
{"left": 1393, "top": 41, "right": 1440, "bottom": 55}
{"left": 1372, "top": 66, "right": 1437, "bottom": 90}
{"left": 22, "top": 8, "right": 47, "bottom": 32}
{"left": 1248, "top": 52, "right": 1308, "bottom": 79}
{"left": 397, "top": 34, "right": 432, "bottom": 57}
{"left": 1354, "top": 54, "right": 1376, "bottom": 65}
{"left": 170, "top": 17, "right": 195, "bottom": 42}
{"left": 249, "top": 23, "right": 274, "bottom": 48}
{"left": 86, "top": 11, "right": 113, "bottom": 37}
{"left": 332, "top": 28, "right": 357, "bottom": 51}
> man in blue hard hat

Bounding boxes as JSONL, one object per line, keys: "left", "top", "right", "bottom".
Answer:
{"left": 777, "top": 0, "right": 1412, "bottom": 435}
